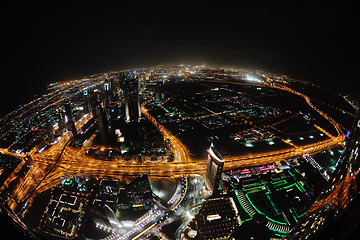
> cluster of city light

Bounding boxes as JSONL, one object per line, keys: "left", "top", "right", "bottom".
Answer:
{"left": 115, "top": 210, "right": 162, "bottom": 240}
{"left": 246, "top": 74, "right": 262, "bottom": 83}
{"left": 0, "top": 64, "right": 353, "bottom": 240}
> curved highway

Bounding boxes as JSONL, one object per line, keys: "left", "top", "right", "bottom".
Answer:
{"left": 0, "top": 79, "right": 346, "bottom": 211}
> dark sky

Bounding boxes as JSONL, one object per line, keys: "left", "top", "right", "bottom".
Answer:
{"left": 2, "top": 1, "right": 358, "bottom": 116}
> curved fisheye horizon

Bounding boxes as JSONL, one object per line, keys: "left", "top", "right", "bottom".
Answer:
{"left": 3, "top": 1, "right": 357, "bottom": 119}
{"left": 2, "top": 1, "right": 358, "bottom": 239}
{"left": 3, "top": 60, "right": 357, "bottom": 121}
{"left": 0, "top": 63, "right": 359, "bottom": 240}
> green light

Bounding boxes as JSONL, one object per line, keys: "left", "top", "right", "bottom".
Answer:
{"left": 295, "top": 182, "right": 306, "bottom": 192}
{"left": 234, "top": 191, "right": 253, "bottom": 220}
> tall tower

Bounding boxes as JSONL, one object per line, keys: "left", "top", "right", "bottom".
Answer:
{"left": 83, "top": 89, "right": 91, "bottom": 114}
{"left": 103, "top": 78, "right": 111, "bottom": 109}
{"left": 205, "top": 145, "right": 225, "bottom": 195}
{"left": 155, "top": 79, "right": 165, "bottom": 102}
{"left": 120, "top": 74, "right": 141, "bottom": 123}
{"left": 95, "top": 103, "right": 109, "bottom": 144}
{"left": 57, "top": 107, "right": 66, "bottom": 134}
{"left": 64, "top": 102, "right": 77, "bottom": 137}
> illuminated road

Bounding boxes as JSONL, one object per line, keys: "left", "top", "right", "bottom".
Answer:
{"left": 3, "top": 134, "right": 344, "bottom": 212}
{"left": 0, "top": 79, "right": 346, "bottom": 212}
{"left": 140, "top": 99, "right": 191, "bottom": 163}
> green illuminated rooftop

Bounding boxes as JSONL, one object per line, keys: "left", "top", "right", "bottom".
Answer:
{"left": 232, "top": 169, "right": 312, "bottom": 236}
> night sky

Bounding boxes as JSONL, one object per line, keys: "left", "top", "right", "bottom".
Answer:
{"left": 2, "top": 1, "right": 358, "bottom": 116}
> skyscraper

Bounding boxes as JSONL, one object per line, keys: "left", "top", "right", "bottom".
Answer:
{"left": 205, "top": 145, "right": 225, "bottom": 195}
{"left": 286, "top": 108, "right": 360, "bottom": 239}
{"left": 57, "top": 107, "right": 66, "bottom": 134}
{"left": 155, "top": 79, "right": 165, "bottom": 102}
{"left": 95, "top": 103, "right": 109, "bottom": 144}
{"left": 64, "top": 102, "right": 77, "bottom": 137}
{"left": 120, "top": 74, "right": 141, "bottom": 123}
{"left": 83, "top": 90, "right": 91, "bottom": 114}
{"left": 103, "top": 78, "right": 111, "bottom": 109}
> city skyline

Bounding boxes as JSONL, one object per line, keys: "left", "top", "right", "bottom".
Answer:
{"left": 1, "top": 2, "right": 359, "bottom": 239}
{"left": 0, "top": 64, "right": 358, "bottom": 239}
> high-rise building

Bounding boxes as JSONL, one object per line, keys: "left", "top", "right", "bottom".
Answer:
{"left": 286, "top": 108, "right": 360, "bottom": 239}
{"left": 103, "top": 78, "right": 111, "bottom": 110}
{"left": 155, "top": 79, "right": 165, "bottom": 102}
{"left": 46, "top": 122, "right": 55, "bottom": 144}
{"left": 187, "top": 197, "right": 241, "bottom": 240}
{"left": 57, "top": 107, "right": 66, "bottom": 134}
{"left": 64, "top": 102, "right": 77, "bottom": 137}
{"left": 64, "top": 102, "right": 73, "bottom": 120}
{"left": 125, "top": 173, "right": 154, "bottom": 211}
{"left": 83, "top": 90, "right": 91, "bottom": 114}
{"left": 95, "top": 103, "right": 108, "bottom": 144}
{"left": 205, "top": 145, "right": 225, "bottom": 195}
{"left": 120, "top": 74, "right": 141, "bottom": 123}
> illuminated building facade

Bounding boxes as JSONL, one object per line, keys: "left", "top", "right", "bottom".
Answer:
{"left": 120, "top": 75, "right": 141, "bottom": 123}
{"left": 155, "top": 79, "right": 165, "bottom": 102}
{"left": 125, "top": 173, "right": 154, "bottom": 212}
{"left": 57, "top": 107, "right": 66, "bottom": 134}
{"left": 205, "top": 145, "right": 225, "bottom": 195}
